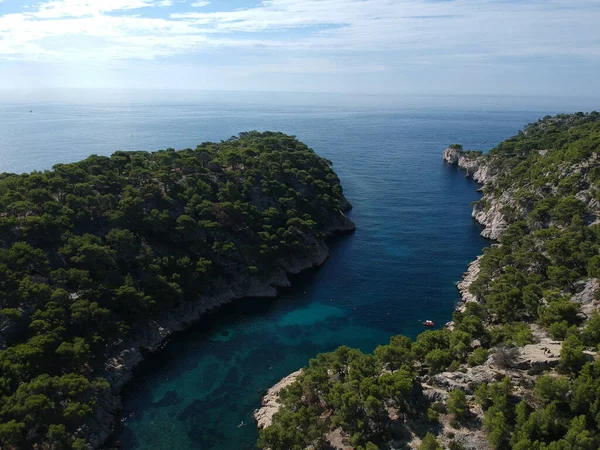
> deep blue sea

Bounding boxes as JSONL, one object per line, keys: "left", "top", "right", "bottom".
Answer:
{"left": 0, "top": 91, "right": 594, "bottom": 450}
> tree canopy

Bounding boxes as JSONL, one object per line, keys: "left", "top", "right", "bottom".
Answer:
{"left": 0, "top": 131, "right": 351, "bottom": 449}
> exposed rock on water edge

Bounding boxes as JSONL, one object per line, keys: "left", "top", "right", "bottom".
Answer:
{"left": 254, "top": 370, "right": 303, "bottom": 430}
{"left": 443, "top": 144, "right": 500, "bottom": 322}
{"left": 456, "top": 256, "right": 482, "bottom": 306}
{"left": 87, "top": 208, "right": 355, "bottom": 449}
{"left": 443, "top": 147, "right": 506, "bottom": 240}
{"left": 443, "top": 147, "right": 494, "bottom": 184}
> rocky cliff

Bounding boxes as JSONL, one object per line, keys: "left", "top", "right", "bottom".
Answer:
{"left": 443, "top": 147, "right": 507, "bottom": 239}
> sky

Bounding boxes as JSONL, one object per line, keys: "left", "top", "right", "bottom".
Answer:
{"left": 0, "top": 0, "right": 600, "bottom": 96}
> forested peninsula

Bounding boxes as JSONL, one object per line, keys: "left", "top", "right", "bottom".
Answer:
{"left": 0, "top": 131, "right": 354, "bottom": 449}
{"left": 255, "top": 112, "right": 600, "bottom": 450}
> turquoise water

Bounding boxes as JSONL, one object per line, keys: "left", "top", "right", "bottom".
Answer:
{"left": 0, "top": 92, "right": 581, "bottom": 450}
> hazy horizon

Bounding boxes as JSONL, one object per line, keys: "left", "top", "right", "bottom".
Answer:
{"left": 2, "top": 89, "right": 599, "bottom": 116}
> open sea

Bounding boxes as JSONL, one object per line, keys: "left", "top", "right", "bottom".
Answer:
{"left": 1, "top": 90, "right": 595, "bottom": 450}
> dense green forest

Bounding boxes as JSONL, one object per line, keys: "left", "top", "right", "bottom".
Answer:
{"left": 258, "top": 112, "right": 600, "bottom": 450}
{"left": 0, "top": 131, "right": 352, "bottom": 449}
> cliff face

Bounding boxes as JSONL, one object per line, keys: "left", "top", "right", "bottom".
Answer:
{"left": 443, "top": 148, "right": 494, "bottom": 183}
{"left": 443, "top": 147, "right": 507, "bottom": 240}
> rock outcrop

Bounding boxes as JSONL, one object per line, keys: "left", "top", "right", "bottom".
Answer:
{"left": 516, "top": 338, "right": 562, "bottom": 369}
{"left": 457, "top": 256, "right": 482, "bottom": 306}
{"left": 443, "top": 147, "right": 495, "bottom": 184}
{"left": 572, "top": 278, "right": 600, "bottom": 318}
{"left": 254, "top": 370, "right": 303, "bottom": 430}
{"left": 572, "top": 278, "right": 599, "bottom": 305}
{"left": 471, "top": 197, "right": 508, "bottom": 240}
{"left": 443, "top": 148, "right": 480, "bottom": 179}
{"left": 428, "top": 364, "right": 498, "bottom": 394}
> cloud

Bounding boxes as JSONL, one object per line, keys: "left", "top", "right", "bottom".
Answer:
{"left": 0, "top": 0, "right": 599, "bottom": 93}
{"left": 29, "top": 0, "right": 172, "bottom": 19}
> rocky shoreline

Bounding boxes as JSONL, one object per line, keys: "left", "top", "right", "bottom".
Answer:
{"left": 443, "top": 147, "right": 507, "bottom": 240}
{"left": 82, "top": 208, "right": 355, "bottom": 448}
{"left": 447, "top": 256, "right": 483, "bottom": 322}
{"left": 442, "top": 146, "right": 503, "bottom": 317}
{"left": 254, "top": 370, "right": 303, "bottom": 430}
